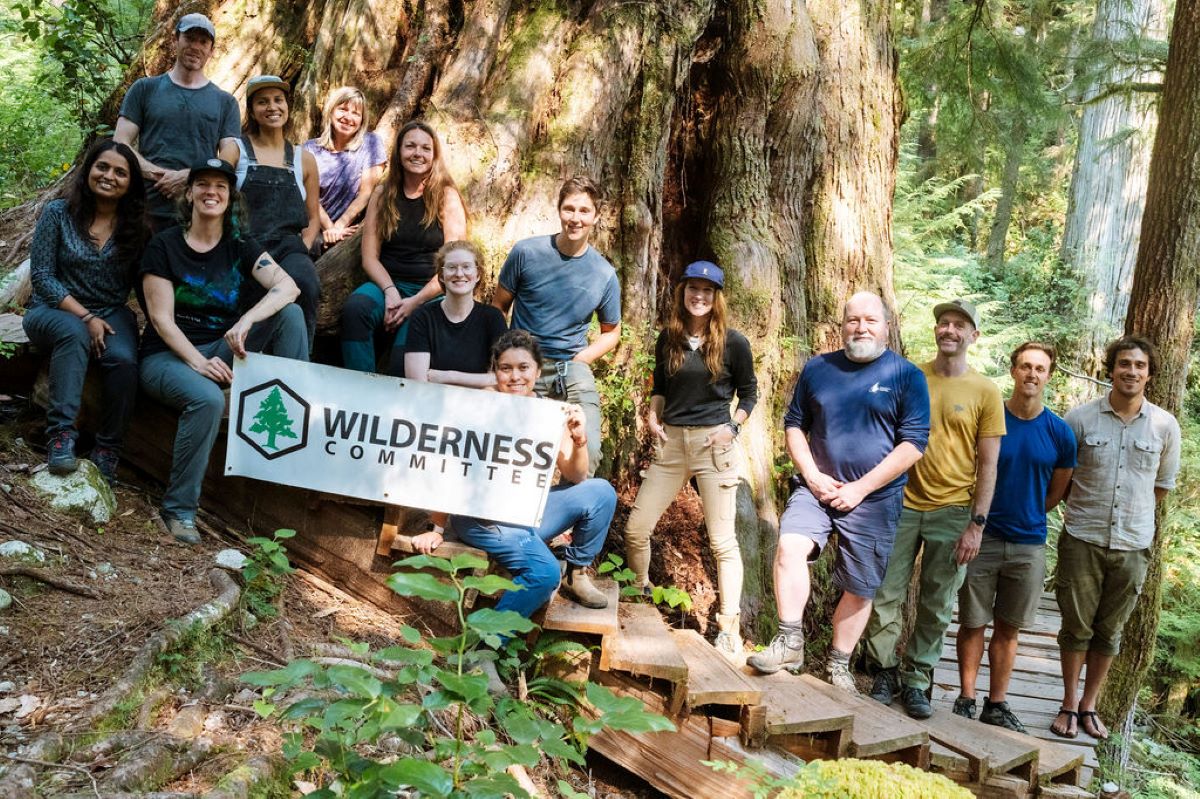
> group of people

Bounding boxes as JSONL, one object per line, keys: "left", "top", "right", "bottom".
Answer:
{"left": 745, "top": 291, "right": 1179, "bottom": 744}
{"left": 23, "top": 11, "right": 1180, "bottom": 725}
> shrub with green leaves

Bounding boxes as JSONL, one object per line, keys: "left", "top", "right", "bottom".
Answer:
{"left": 244, "top": 551, "right": 674, "bottom": 798}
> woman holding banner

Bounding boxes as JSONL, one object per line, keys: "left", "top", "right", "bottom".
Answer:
{"left": 139, "top": 158, "right": 308, "bottom": 544}
{"left": 412, "top": 330, "right": 614, "bottom": 616}
{"left": 623, "top": 261, "right": 757, "bottom": 662}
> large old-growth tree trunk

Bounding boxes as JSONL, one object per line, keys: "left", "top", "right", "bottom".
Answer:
{"left": 1061, "top": 0, "right": 1167, "bottom": 379}
{"left": 99, "top": 0, "right": 900, "bottom": 631}
{"left": 1100, "top": 0, "right": 1200, "bottom": 741}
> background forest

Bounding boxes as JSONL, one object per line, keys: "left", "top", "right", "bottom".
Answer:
{"left": 1, "top": 0, "right": 1199, "bottom": 795}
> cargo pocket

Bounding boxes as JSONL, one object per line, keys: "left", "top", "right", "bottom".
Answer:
{"left": 719, "top": 478, "right": 740, "bottom": 520}
{"left": 712, "top": 442, "right": 736, "bottom": 472}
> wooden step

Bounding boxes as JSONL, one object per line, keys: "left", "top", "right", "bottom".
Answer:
{"left": 671, "top": 629, "right": 762, "bottom": 712}
{"left": 979, "top": 722, "right": 1083, "bottom": 786}
{"left": 600, "top": 603, "right": 688, "bottom": 682}
{"left": 931, "top": 741, "right": 973, "bottom": 782}
{"left": 794, "top": 674, "right": 930, "bottom": 767}
{"left": 921, "top": 706, "right": 1038, "bottom": 788}
{"left": 740, "top": 669, "right": 853, "bottom": 759}
{"left": 541, "top": 577, "right": 620, "bottom": 636}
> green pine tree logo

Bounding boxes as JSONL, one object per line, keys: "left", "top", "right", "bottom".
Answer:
{"left": 249, "top": 387, "right": 298, "bottom": 450}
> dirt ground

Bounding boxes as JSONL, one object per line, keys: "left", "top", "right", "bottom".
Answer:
{"left": 0, "top": 394, "right": 673, "bottom": 797}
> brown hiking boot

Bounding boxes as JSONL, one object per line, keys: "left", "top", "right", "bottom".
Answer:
{"left": 561, "top": 565, "right": 607, "bottom": 609}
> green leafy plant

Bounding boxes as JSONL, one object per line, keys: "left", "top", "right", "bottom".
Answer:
{"left": 598, "top": 553, "right": 694, "bottom": 613}
{"left": 243, "top": 553, "right": 674, "bottom": 797}
{"left": 242, "top": 529, "right": 296, "bottom": 620}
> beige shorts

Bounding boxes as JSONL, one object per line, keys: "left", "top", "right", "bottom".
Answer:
{"left": 958, "top": 534, "right": 1046, "bottom": 630}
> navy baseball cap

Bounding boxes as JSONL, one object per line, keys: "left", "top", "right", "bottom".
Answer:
{"left": 188, "top": 158, "right": 237, "bottom": 185}
{"left": 681, "top": 260, "right": 724, "bottom": 288}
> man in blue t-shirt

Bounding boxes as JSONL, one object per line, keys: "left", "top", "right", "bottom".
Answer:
{"left": 493, "top": 176, "right": 621, "bottom": 476}
{"left": 747, "top": 292, "right": 930, "bottom": 690}
{"left": 953, "top": 342, "right": 1075, "bottom": 732}
{"left": 115, "top": 14, "right": 240, "bottom": 231}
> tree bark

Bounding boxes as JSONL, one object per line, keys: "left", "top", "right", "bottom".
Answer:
{"left": 1061, "top": 0, "right": 1168, "bottom": 379}
{"left": 985, "top": 115, "right": 1027, "bottom": 270}
{"left": 1100, "top": 0, "right": 1200, "bottom": 737}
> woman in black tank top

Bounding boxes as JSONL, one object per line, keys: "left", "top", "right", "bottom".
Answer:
{"left": 340, "top": 120, "right": 467, "bottom": 374}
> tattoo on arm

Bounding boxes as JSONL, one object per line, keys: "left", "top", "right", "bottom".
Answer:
{"left": 254, "top": 257, "right": 272, "bottom": 270}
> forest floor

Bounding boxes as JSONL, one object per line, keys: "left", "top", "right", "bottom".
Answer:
{"left": 0, "top": 393, "right": 672, "bottom": 798}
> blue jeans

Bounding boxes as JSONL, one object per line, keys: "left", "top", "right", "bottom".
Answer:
{"left": 139, "top": 304, "right": 308, "bottom": 522}
{"left": 340, "top": 279, "right": 426, "bottom": 373}
{"left": 23, "top": 304, "right": 139, "bottom": 449}
{"left": 448, "top": 479, "right": 616, "bottom": 619}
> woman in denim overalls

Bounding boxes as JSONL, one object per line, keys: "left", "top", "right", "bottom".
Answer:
{"left": 233, "top": 75, "right": 322, "bottom": 348}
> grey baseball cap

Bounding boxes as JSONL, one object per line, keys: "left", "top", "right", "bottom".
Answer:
{"left": 933, "top": 298, "right": 980, "bottom": 329}
{"left": 177, "top": 13, "right": 216, "bottom": 39}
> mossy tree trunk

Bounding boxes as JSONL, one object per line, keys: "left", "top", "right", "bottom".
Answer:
{"left": 99, "top": 0, "right": 900, "bottom": 631}
{"left": 1100, "top": 0, "right": 1200, "bottom": 739}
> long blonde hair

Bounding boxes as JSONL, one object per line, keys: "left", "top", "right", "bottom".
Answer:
{"left": 314, "top": 86, "right": 368, "bottom": 151}
{"left": 663, "top": 280, "right": 728, "bottom": 382}
{"left": 376, "top": 120, "right": 463, "bottom": 237}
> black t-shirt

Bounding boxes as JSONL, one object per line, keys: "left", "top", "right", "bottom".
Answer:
{"left": 378, "top": 194, "right": 444, "bottom": 281}
{"left": 139, "top": 227, "right": 266, "bottom": 355}
{"left": 406, "top": 302, "right": 508, "bottom": 374}
{"left": 652, "top": 328, "right": 759, "bottom": 426}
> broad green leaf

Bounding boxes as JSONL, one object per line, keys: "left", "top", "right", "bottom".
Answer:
{"left": 542, "top": 735, "right": 586, "bottom": 766}
{"left": 374, "top": 646, "right": 434, "bottom": 667}
{"left": 467, "top": 608, "right": 536, "bottom": 636}
{"left": 378, "top": 759, "right": 454, "bottom": 798}
{"left": 378, "top": 701, "right": 423, "bottom": 730}
{"left": 274, "top": 528, "right": 297, "bottom": 539}
{"left": 400, "top": 624, "right": 422, "bottom": 643}
{"left": 558, "top": 778, "right": 591, "bottom": 799}
{"left": 450, "top": 552, "right": 490, "bottom": 572}
{"left": 462, "top": 573, "right": 520, "bottom": 595}
{"left": 394, "top": 554, "right": 455, "bottom": 573}
{"left": 241, "top": 658, "right": 319, "bottom": 687}
{"left": 325, "top": 664, "right": 383, "bottom": 698}
{"left": 584, "top": 682, "right": 675, "bottom": 733}
{"left": 280, "top": 696, "right": 326, "bottom": 720}
{"left": 252, "top": 699, "right": 275, "bottom": 718}
{"left": 435, "top": 669, "right": 489, "bottom": 704}
{"left": 387, "top": 572, "right": 459, "bottom": 603}
{"left": 462, "top": 772, "right": 529, "bottom": 799}
{"left": 497, "top": 708, "right": 542, "bottom": 744}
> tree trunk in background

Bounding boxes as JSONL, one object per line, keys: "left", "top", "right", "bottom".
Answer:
{"left": 985, "top": 115, "right": 1027, "bottom": 270}
{"left": 1061, "top": 0, "right": 1167, "bottom": 379}
{"left": 84, "top": 0, "right": 899, "bottom": 635}
{"left": 1100, "top": 0, "right": 1200, "bottom": 741}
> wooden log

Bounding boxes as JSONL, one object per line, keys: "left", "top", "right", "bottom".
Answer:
{"left": 313, "top": 232, "right": 364, "bottom": 335}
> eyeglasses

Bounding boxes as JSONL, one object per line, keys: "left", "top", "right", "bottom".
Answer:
{"left": 441, "top": 264, "right": 478, "bottom": 275}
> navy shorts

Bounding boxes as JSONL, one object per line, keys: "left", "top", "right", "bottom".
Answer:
{"left": 778, "top": 481, "right": 904, "bottom": 599}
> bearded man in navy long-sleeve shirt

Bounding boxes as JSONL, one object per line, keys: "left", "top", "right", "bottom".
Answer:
{"left": 748, "top": 291, "right": 930, "bottom": 692}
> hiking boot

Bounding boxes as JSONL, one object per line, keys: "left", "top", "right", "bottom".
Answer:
{"left": 89, "top": 446, "right": 119, "bottom": 483}
{"left": 166, "top": 517, "right": 201, "bottom": 545}
{"left": 900, "top": 685, "right": 932, "bottom": 720}
{"left": 47, "top": 431, "right": 78, "bottom": 475}
{"left": 561, "top": 565, "right": 607, "bottom": 609}
{"left": 825, "top": 655, "right": 859, "bottom": 695}
{"left": 980, "top": 698, "right": 1026, "bottom": 733}
{"left": 713, "top": 613, "right": 743, "bottom": 663}
{"left": 746, "top": 632, "right": 805, "bottom": 674}
{"left": 868, "top": 667, "right": 899, "bottom": 705}
{"left": 953, "top": 694, "right": 977, "bottom": 720}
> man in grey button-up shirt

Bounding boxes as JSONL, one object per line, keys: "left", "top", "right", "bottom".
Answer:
{"left": 1051, "top": 336, "right": 1180, "bottom": 741}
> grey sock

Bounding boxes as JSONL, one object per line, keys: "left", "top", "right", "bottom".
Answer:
{"left": 828, "top": 647, "right": 851, "bottom": 665}
{"left": 779, "top": 620, "right": 804, "bottom": 647}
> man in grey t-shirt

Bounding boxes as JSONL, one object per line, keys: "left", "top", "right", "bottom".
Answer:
{"left": 115, "top": 14, "right": 240, "bottom": 231}
{"left": 492, "top": 176, "right": 621, "bottom": 476}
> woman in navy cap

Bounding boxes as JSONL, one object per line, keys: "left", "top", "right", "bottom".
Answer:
{"left": 623, "top": 260, "right": 758, "bottom": 661}
{"left": 233, "top": 75, "right": 322, "bottom": 348}
{"left": 139, "top": 158, "right": 308, "bottom": 544}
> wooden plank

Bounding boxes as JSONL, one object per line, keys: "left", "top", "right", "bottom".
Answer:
{"left": 930, "top": 741, "right": 973, "bottom": 783}
{"left": 672, "top": 629, "right": 763, "bottom": 711}
{"left": 978, "top": 723, "right": 1083, "bottom": 786}
{"left": 1038, "top": 785, "right": 1094, "bottom": 798}
{"left": 740, "top": 668, "right": 854, "bottom": 741}
{"left": 933, "top": 669, "right": 1065, "bottom": 702}
{"left": 968, "top": 773, "right": 1032, "bottom": 798}
{"left": 795, "top": 674, "right": 929, "bottom": 765}
{"left": 541, "top": 578, "right": 620, "bottom": 636}
{"left": 600, "top": 603, "right": 688, "bottom": 684}
{"left": 922, "top": 707, "right": 1038, "bottom": 787}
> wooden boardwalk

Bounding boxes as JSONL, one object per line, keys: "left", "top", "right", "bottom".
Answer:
{"left": 932, "top": 591, "right": 1100, "bottom": 779}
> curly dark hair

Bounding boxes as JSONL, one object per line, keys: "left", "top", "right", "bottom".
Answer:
{"left": 1104, "top": 335, "right": 1158, "bottom": 378}
{"left": 490, "top": 329, "right": 543, "bottom": 371}
{"left": 67, "top": 139, "right": 148, "bottom": 271}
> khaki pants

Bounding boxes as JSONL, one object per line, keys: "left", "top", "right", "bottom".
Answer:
{"left": 625, "top": 424, "right": 743, "bottom": 615}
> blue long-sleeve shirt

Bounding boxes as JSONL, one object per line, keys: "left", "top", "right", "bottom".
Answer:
{"left": 784, "top": 349, "right": 930, "bottom": 493}
{"left": 28, "top": 200, "right": 135, "bottom": 311}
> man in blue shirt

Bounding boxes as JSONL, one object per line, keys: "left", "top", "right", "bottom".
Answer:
{"left": 748, "top": 292, "right": 930, "bottom": 691}
{"left": 492, "top": 177, "right": 621, "bottom": 476}
{"left": 954, "top": 342, "right": 1075, "bottom": 731}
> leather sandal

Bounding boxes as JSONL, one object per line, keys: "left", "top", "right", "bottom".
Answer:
{"left": 1050, "top": 708, "right": 1078, "bottom": 739}
{"left": 1079, "top": 709, "right": 1109, "bottom": 740}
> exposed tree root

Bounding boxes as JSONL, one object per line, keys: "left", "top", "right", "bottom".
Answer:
{"left": 203, "top": 754, "right": 284, "bottom": 799}
{"left": 72, "top": 569, "right": 241, "bottom": 731}
{"left": 99, "top": 735, "right": 212, "bottom": 793}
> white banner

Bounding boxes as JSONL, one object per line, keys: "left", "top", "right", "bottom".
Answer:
{"left": 224, "top": 353, "right": 568, "bottom": 527}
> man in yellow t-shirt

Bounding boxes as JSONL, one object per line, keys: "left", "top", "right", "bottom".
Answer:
{"left": 863, "top": 299, "right": 1006, "bottom": 718}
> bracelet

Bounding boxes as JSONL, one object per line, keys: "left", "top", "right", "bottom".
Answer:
{"left": 81, "top": 312, "right": 95, "bottom": 323}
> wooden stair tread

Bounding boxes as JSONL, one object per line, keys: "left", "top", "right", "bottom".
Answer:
{"left": 930, "top": 741, "right": 973, "bottom": 781}
{"left": 978, "top": 721, "right": 1084, "bottom": 783}
{"left": 601, "top": 602, "right": 688, "bottom": 683}
{"left": 795, "top": 674, "right": 929, "bottom": 758}
{"left": 541, "top": 578, "right": 620, "bottom": 636}
{"left": 671, "top": 629, "right": 762, "bottom": 710}
{"left": 921, "top": 707, "right": 1038, "bottom": 781}
{"left": 740, "top": 669, "right": 854, "bottom": 736}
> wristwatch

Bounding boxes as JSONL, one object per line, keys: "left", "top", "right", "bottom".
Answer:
{"left": 971, "top": 514, "right": 987, "bottom": 527}
{"left": 727, "top": 420, "right": 742, "bottom": 437}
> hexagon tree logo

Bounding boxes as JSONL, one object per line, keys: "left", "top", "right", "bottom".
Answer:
{"left": 236, "top": 379, "right": 309, "bottom": 460}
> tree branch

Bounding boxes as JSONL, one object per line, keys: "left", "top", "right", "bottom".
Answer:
{"left": 0, "top": 566, "right": 102, "bottom": 599}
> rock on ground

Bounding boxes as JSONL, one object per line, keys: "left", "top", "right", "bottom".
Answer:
{"left": 28, "top": 461, "right": 115, "bottom": 524}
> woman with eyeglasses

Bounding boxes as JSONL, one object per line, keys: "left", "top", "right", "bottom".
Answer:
{"left": 404, "top": 240, "right": 506, "bottom": 388}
